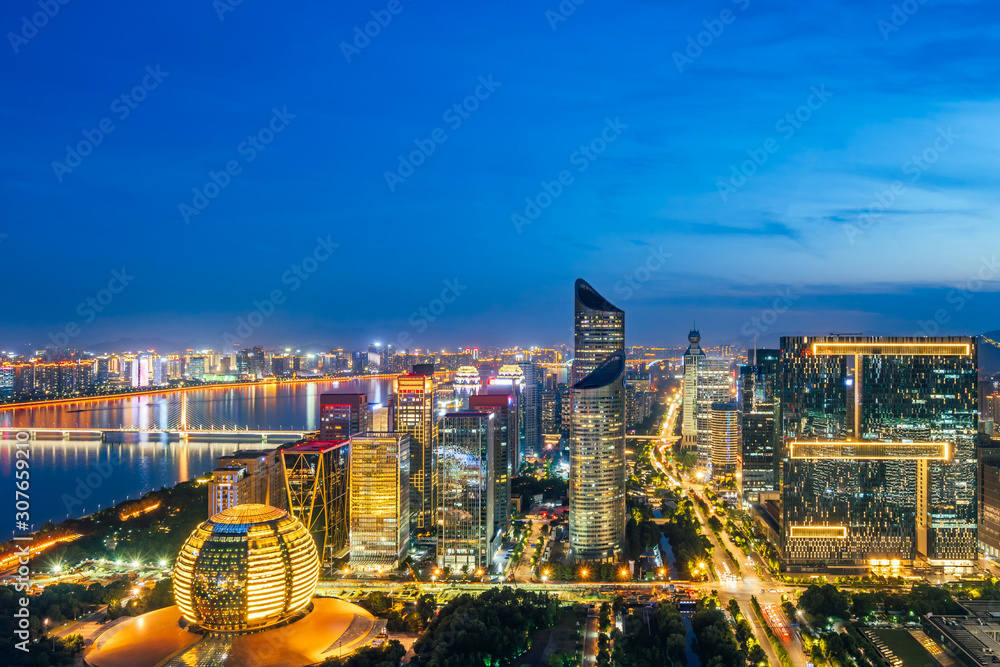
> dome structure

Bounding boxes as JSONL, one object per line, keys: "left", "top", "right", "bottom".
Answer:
{"left": 172, "top": 504, "right": 320, "bottom": 634}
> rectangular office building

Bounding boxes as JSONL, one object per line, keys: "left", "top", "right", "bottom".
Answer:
{"left": 781, "top": 336, "right": 978, "bottom": 574}
{"left": 349, "top": 432, "right": 411, "bottom": 571}
{"left": 437, "top": 412, "right": 495, "bottom": 571}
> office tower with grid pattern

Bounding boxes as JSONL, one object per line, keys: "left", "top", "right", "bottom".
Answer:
{"left": 349, "top": 432, "right": 411, "bottom": 570}
{"left": 319, "top": 393, "right": 369, "bottom": 442}
{"left": 710, "top": 401, "right": 740, "bottom": 486}
{"left": 781, "top": 335, "right": 978, "bottom": 574}
{"left": 392, "top": 372, "right": 437, "bottom": 538}
{"left": 437, "top": 412, "right": 495, "bottom": 570}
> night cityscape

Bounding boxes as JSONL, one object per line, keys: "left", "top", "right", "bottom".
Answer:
{"left": 3, "top": 2, "right": 1000, "bottom": 667}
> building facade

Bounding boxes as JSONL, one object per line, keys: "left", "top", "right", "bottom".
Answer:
{"left": 573, "top": 279, "right": 625, "bottom": 386}
{"left": 282, "top": 440, "right": 351, "bottom": 561}
{"left": 710, "top": 401, "right": 740, "bottom": 486}
{"left": 569, "top": 351, "right": 627, "bottom": 562}
{"left": 781, "top": 336, "right": 978, "bottom": 574}
{"left": 319, "top": 393, "right": 369, "bottom": 442}
{"left": 470, "top": 393, "right": 515, "bottom": 540}
{"left": 349, "top": 432, "right": 411, "bottom": 571}
{"left": 392, "top": 371, "right": 437, "bottom": 538}
{"left": 437, "top": 412, "right": 495, "bottom": 571}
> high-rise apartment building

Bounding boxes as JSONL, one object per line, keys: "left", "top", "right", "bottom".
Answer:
{"left": 392, "top": 371, "right": 437, "bottom": 538}
{"left": 437, "top": 412, "right": 496, "bottom": 571}
{"left": 573, "top": 279, "right": 625, "bottom": 385}
{"left": 319, "top": 393, "right": 369, "bottom": 442}
{"left": 569, "top": 351, "right": 626, "bottom": 563}
{"left": 349, "top": 432, "right": 411, "bottom": 571}
{"left": 781, "top": 336, "right": 978, "bottom": 574}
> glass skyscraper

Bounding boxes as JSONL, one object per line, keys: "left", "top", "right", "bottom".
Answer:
{"left": 437, "top": 412, "right": 495, "bottom": 571}
{"left": 569, "top": 351, "right": 626, "bottom": 562}
{"left": 781, "top": 336, "right": 978, "bottom": 574}
{"left": 573, "top": 278, "right": 624, "bottom": 385}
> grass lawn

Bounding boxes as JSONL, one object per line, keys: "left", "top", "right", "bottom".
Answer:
{"left": 872, "top": 628, "right": 937, "bottom": 666}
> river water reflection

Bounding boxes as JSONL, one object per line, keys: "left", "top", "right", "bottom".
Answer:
{"left": 0, "top": 379, "right": 393, "bottom": 537}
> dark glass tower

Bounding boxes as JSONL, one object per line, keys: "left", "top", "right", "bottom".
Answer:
{"left": 573, "top": 279, "right": 625, "bottom": 385}
{"left": 780, "top": 336, "right": 978, "bottom": 574}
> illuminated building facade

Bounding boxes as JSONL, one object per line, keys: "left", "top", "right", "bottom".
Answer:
{"left": 282, "top": 441, "right": 350, "bottom": 561}
{"left": 519, "top": 361, "right": 543, "bottom": 461}
{"left": 437, "top": 412, "right": 496, "bottom": 570}
{"left": 569, "top": 351, "right": 626, "bottom": 562}
{"left": 349, "top": 433, "right": 411, "bottom": 570}
{"left": 573, "top": 279, "right": 625, "bottom": 385}
{"left": 209, "top": 466, "right": 248, "bottom": 516}
{"left": 320, "top": 393, "right": 369, "bottom": 442}
{"left": 781, "top": 336, "right": 978, "bottom": 573}
{"left": 470, "top": 393, "right": 515, "bottom": 539}
{"left": 208, "top": 449, "right": 286, "bottom": 516}
{"left": 740, "top": 350, "right": 781, "bottom": 498}
{"left": 392, "top": 371, "right": 437, "bottom": 538}
{"left": 979, "top": 445, "right": 1000, "bottom": 559}
{"left": 172, "top": 504, "right": 320, "bottom": 633}
{"left": 710, "top": 401, "right": 740, "bottom": 486}
{"left": 681, "top": 329, "right": 704, "bottom": 451}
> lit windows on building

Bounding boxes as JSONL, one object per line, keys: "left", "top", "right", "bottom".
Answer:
{"left": 569, "top": 351, "right": 626, "bottom": 563}
{"left": 781, "top": 336, "right": 978, "bottom": 573}
{"left": 437, "top": 412, "right": 495, "bottom": 571}
{"left": 349, "top": 432, "right": 411, "bottom": 571}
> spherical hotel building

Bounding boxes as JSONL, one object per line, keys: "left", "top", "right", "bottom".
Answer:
{"left": 172, "top": 504, "right": 320, "bottom": 633}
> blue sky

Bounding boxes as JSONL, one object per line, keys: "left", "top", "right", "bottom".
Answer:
{"left": 1, "top": 0, "right": 999, "bottom": 353}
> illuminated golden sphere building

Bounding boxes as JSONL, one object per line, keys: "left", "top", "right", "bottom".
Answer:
{"left": 86, "top": 506, "right": 382, "bottom": 667}
{"left": 172, "top": 504, "right": 319, "bottom": 633}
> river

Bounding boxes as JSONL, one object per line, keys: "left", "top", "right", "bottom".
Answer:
{"left": 0, "top": 379, "right": 393, "bottom": 537}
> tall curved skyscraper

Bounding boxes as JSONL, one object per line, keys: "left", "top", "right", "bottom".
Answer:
{"left": 569, "top": 351, "right": 627, "bottom": 562}
{"left": 573, "top": 279, "right": 625, "bottom": 385}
